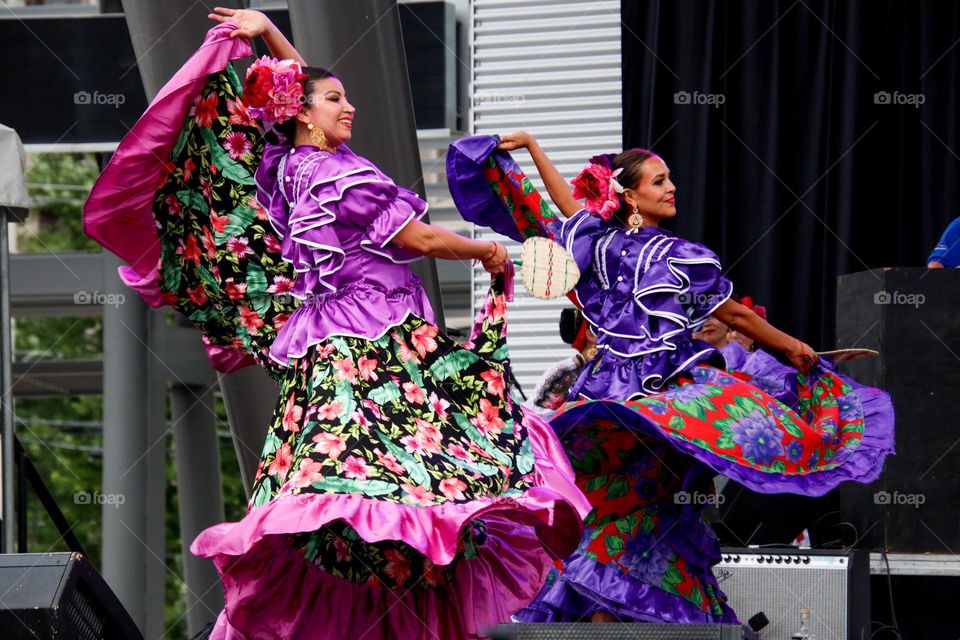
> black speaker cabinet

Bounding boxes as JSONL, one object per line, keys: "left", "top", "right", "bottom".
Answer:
{"left": 0, "top": 553, "right": 142, "bottom": 639}
{"left": 835, "top": 268, "right": 960, "bottom": 552}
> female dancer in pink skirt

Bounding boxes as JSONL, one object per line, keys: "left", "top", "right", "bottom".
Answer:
{"left": 84, "top": 10, "right": 588, "bottom": 639}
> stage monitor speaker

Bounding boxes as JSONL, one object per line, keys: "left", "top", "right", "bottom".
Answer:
{"left": 0, "top": 552, "right": 142, "bottom": 639}
{"left": 835, "top": 268, "right": 960, "bottom": 552}
{"left": 491, "top": 623, "right": 744, "bottom": 639}
{"left": 717, "top": 548, "right": 869, "bottom": 640}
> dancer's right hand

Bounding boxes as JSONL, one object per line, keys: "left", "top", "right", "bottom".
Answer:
{"left": 208, "top": 7, "right": 273, "bottom": 39}
{"left": 497, "top": 131, "right": 535, "bottom": 151}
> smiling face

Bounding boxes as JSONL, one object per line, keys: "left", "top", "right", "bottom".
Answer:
{"left": 296, "top": 77, "right": 355, "bottom": 147}
{"left": 622, "top": 156, "right": 677, "bottom": 225}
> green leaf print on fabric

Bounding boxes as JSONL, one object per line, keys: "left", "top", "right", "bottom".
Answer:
{"left": 429, "top": 350, "right": 481, "bottom": 381}
{"left": 615, "top": 514, "right": 639, "bottom": 536}
{"left": 585, "top": 475, "right": 608, "bottom": 493}
{"left": 368, "top": 381, "right": 402, "bottom": 405}
{"left": 605, "top": 535, "right": 625, "bottom": 558}
{"left": 607, "top": 476, "right": 629, "bottom": 499}
{"left": 311, "top": 477, "right": 398, "bottom": 497}
{"left": 516, "top": 437, "right": 534, "bottom": 475}
{"left": 176, "top": 189, "right": 210, "bottom": 216}
{"left": 218, "top": 203, "right": 260, "bottom": 241}
{"left": 438, "top": 452, "right": 500, "bottom": 477}
{"left": 640, "top": 513, "right": 656, "bottom": 534}
{"left": 453, "top": 413, "right": 512, "bottom": 466}
{"left": 198, "top": 126, "right": 256, "bottom": 185}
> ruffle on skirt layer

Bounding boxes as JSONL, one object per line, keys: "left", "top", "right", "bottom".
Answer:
{"left": 192, "top": 407, "right": 587, "bottom": 640}
{"left": 518, "top": 427, "right": 738, "bottom": 624}
{"left": 553, "top": 362, "right": 894, "bottom": 498}
{"left": 521, "top": 356, "right": 894, "bottom": 624}
{"left": 518, "top": 502, "right": 739, "bottom": 625}
{"left": 517, "top": 554, "right": 737, "bottom": 625}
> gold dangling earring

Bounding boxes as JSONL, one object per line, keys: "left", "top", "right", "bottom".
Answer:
{"left": 628, "top": 206, "right": 644, "bottom": 229}
{"left": 306, "top": 123, "right": 328, "bottom": 150}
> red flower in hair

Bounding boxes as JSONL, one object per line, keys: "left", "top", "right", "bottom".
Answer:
{"left": 571, "top": 162, "right": 623, "bottom": 220}
{"left": 243, "top": 65, "right": 274, "bottom": 109}
{"left": 739, "top": 296, "right": 767, "bottom": 320}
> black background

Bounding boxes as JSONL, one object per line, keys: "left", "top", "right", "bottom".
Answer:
{"left": 623, "top": 0, "right": 960, "bottom": 349}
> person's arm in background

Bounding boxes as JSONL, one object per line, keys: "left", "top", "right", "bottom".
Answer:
{"left": 497, "top": 131, "right": 582, "bottom": 217}
{"left": 927, "top": 217, "right": 960, "bottom": 269}
{"left": 209, "top": 7, "right": 306, "bottom": 65}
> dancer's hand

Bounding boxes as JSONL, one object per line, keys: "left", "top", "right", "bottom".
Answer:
{"left": 209, "top": 7, "right": 273, "bottom": 39}
{"left": 481, "top": 242, "right": 508, "bottom": 274}
{"left": 786, "top": 340, "right": 818, "bottom": 372}
{"left": 498, "top": 131, "right": 535, "bottom": 151}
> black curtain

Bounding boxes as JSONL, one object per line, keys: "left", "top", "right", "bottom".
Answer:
{"left": 623, "top": 0, "right": 960, "bottom": 347}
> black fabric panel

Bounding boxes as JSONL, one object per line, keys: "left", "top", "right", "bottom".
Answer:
{"left": 623, "top": 0, "right": 960, "bottom": 347}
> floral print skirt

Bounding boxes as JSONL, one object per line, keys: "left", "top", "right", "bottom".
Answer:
{"left": 247, "top": 292, "right": 535, "bottom": 588}
{"left": 191, "top": 282, "right": 588, "bottom": 640}
{"left": 518, "top": 358, "right": 894, "bottom": 624}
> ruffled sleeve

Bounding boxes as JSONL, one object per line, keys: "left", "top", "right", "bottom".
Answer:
{"left": 333, "top": 176, "right": 428, "bottom": 263}
{"left": 635, "top": 238, "right": 733, "bottom": 329}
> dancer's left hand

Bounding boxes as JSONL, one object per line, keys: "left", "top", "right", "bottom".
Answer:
{"left": 482, "top": 242, "right": 508, "bottom": 274}
{"left": 786, "top": 340, "right": 818, "bottom": 372}
{"left": 209, "top": 7, "right": 273, "bottom": 39}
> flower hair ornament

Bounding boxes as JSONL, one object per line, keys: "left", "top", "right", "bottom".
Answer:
{"left": 242, "top": 56, "right": 308, "bottom": 126}
{"left": 738, "top": 295, "right": 767, "bottom": 321}
{"left": 570, "top": 153, "right": 625, "bottom": 221}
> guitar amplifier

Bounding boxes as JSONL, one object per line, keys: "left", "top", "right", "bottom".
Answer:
{"left": 717, "top": 548, "right": 869, "bottom": 640}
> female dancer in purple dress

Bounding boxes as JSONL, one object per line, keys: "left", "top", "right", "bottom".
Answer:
{"left": 84, "top": 10, "right": 587, "bottom": 639}
{"left": 446, "top": 131, "right": 894, "bottom": 623}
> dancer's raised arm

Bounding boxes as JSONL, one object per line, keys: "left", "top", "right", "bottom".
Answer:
{"left": 209, "top": 7, "right": 305, "bottom": 64}
{"left": 499, "top": 131, "right": 581, "bottom": 216}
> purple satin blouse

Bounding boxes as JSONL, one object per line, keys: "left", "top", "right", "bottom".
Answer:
{"left": 554, "top": 211, "right": 733, "bottom": 397}
{"left": 256, "top": 141, "right": 433, "bottom": 365}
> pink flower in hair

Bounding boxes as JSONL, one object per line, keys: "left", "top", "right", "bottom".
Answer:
{"left": 571, "top": 162, "right": 624, "bottom": 221}
{"left": 243, "top": 56, "right": 308, "bottom": 125}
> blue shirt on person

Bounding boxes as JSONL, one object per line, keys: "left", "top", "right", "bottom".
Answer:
{"left": 928, "top": 217, "right": 960, "bottom": 267}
